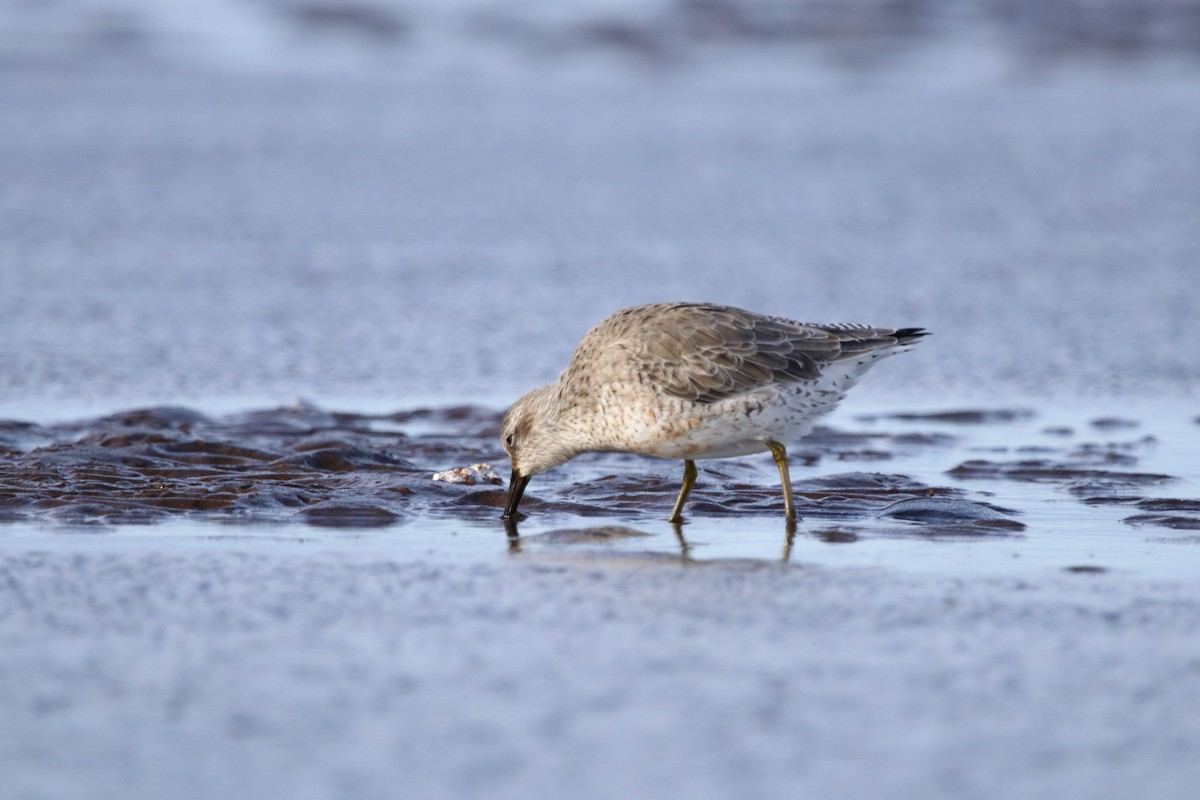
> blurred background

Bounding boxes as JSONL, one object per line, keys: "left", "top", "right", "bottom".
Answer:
{"left": 3, "top": 1, "right": 1199, "bottom": 71}
{"left": 1, "top": 0, "right": 1198, "bottom": 417}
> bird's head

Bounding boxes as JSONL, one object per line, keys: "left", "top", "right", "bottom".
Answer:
{"left": 500, "top": 384, "right": 580, "bottom": 519}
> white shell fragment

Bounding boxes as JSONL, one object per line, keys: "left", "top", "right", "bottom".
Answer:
{"left": 431, "top": 463, "right": 503, "bottom": 486}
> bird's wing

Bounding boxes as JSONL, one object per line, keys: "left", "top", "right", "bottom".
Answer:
{"left": 577, "top": 303, "right": 921, "bottom": 405}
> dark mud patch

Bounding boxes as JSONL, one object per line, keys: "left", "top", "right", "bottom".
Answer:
{"left": 948, "top": 459, "right": 1174, "bottom": 492}
{"left": 1, "top": 405, "right": 985, "bottom": 532}
{"left": 859, "top": 408, "right": 1035, "bottom": 425}
{"left": 880, "top": 497, "right": 1026, "bottom": 534}
{"left": 502, "top": 470, "right": 964, "bottom": 523}
{"left": 0, "top": 405, "right": 1186, "bottom": 542}
{"left": 943, "top": 432, "right": 1200, "bottom": 534}
{"left": 1123, "top": 513, "right": 1200, "bottom": 531}
{"left": 1041, "top": 426, "right": 1075, "bottom": 437}
{"left": 1090, "top": 417, "right": 1140, "bottom": 431}
{"left": 1134, "top": 498, "right": 1200, "bottom": 513}
{"left": 1079, "top": 497, "right": 1200, "bottom": 533}
{"left": 508, "top": 469, "right": 1025, "bottom": 539}
{"left": 793, "top": 425, "right": 957, "bottom": 466}
{"left": 947, "top": 433, "right": 1175, "bottom": 501}
{"left": 0, "top": 404, "right": 506, "bottom": 526}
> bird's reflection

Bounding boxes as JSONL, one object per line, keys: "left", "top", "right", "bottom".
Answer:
{"left": 503, "top": 515, "right": 799, "bottom": 563}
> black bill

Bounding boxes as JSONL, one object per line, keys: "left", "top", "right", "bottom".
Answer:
{"left": 503, "top": 471, "right": 531, "bottom": 519}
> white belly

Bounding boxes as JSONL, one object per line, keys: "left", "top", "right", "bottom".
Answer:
{"left": 623, "top": 385, "right": 843, "bottom": 461}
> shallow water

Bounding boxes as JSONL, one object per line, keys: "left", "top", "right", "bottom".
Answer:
{"left": 3, "top": 86, "right": 1198, "bottom": 616}
{"left": 3, "top": 399, "right": 1196, "bottom": 578}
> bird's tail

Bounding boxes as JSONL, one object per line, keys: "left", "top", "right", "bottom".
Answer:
{"left": 821, "top": 325, "right": 930, "bottom": 359}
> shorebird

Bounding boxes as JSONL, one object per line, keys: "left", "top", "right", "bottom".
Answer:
{"left": 501, "top": 302, "right": 926, "bottom": 523}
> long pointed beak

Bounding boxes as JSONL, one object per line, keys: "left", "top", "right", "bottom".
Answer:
{"left": 503, "top": 471, "right": 532, "bottom": 519}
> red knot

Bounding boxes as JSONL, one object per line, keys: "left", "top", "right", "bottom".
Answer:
{"left": 501, "top": 302, "right": 927, "bottom": 523}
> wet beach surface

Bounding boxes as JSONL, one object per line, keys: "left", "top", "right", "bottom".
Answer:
{"left": 4, "top": 3, "right": 1200, "bottom": 798}
{"left": 4, "top": 398, "right": 1200, "bottom": 800}
{"left": 4, "top": 402, "right": 1200, "bottom": 799}
{"left": 3, "top": 402, "right": 1197, "bottom": 574}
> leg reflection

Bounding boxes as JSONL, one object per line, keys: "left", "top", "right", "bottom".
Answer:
{"left": 670, "top": 520, "right": 694, "bottom": 563}
{"left": 781, "top": 517, "right": 798, "bottom": 563}
{"left": 503, "top": 516, "right": 521, "bottom": 552}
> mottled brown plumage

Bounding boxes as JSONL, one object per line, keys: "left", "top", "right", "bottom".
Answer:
{"left": 502, "top": 303, "right": 926, "bottom": 522}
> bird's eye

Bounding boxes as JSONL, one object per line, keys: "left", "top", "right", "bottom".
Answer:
{"left": 505, "top": 434, "right": 514, "bottom": 446}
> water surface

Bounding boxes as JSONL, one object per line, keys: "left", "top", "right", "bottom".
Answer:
{"left": 3, "top": 400, "right": 1196, "bottom": 579}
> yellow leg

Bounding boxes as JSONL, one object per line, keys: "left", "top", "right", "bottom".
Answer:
{"left": 765, "top": 440, "right": 797, "bottom": 520}
{"left": 669, "top": 459, "right": 698, "bottom": 523}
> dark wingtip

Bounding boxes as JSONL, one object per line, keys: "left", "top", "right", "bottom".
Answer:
{"left": 894, "top": 327, "right": 929, "bottom": 344}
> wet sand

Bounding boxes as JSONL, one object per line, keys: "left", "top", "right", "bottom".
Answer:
{"left": 3, "top": 403, "right": 1196, "bottom": 541}
{"left": 4, "top": 516, "right": 1200, "bottom": 800}
{"left": 3, "top": 401, "right": 1199, "bottom": 800}
{"left": 3, "top": 67, "right": 1199, "bottom": 413}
